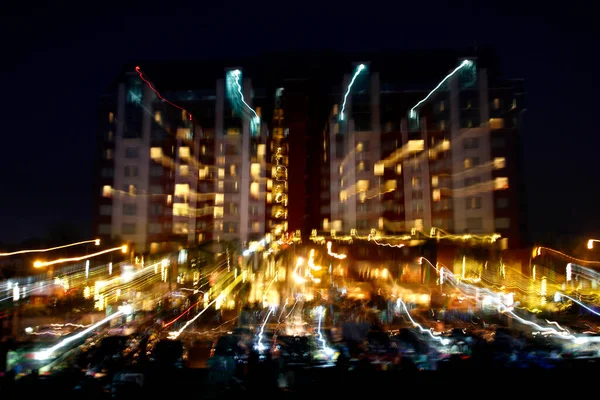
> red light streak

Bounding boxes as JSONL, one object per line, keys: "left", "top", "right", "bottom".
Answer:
{"left": 134, "top": 66, "right": 193, "bottom": 121}
{"left": 163, "top": 299, "right": 203, "bottom": 328}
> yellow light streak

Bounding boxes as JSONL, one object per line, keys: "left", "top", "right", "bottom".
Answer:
{"left": 1, "top": 239, "right": 101, "bottom": 257}
{"left": 33, "top": 245, "right": 127, "bottom": 268}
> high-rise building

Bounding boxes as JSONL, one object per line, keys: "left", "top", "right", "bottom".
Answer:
{"left": 322, "top": 51, "right": 526, "bottom": 249}
{"left": 93, "top": 48, "right": 527, "bottom": 254}
{"left": 93, "top": 65, "right": 272, "bottom": 253}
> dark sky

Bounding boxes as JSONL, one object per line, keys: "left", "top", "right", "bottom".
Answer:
{"left": 0, "top": 1, "right": 596, "bottom": 245}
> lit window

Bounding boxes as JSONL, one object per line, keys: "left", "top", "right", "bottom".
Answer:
{"left": 174, "top": 184, "right": 189, "bottom": 197}
{"left": 340, "top": 190, "right": 347, "bottom": 203}
{"left": 357, "top": 180, "right": 369, "bottom": 192}
{"left": 431, "top": 176, "right": 439, "bottom": 187}
{"left": 154, "top": 111, "right": 162, "bottom": 124}
{"left": 494, "top": 177, "right": 509, "bottom": 190}
{"left": 218, "top": 168, "right": 225, "bottom": 179}
{"left": 250, "top": 182, "right": 260, "bottom": 199}
{"left": 493, "top": 157, "right": 506, "bottom": 169}
{"left": 493, "top": 98, "right": 500, "bottom": 109}
{"left": 432, "top": 189, "right": 441, "bottom": 202}
{"left": 214, "top": 206, "right": 223, "bottom": 218}
{"left": 407, "top": 140, "right": 424, "bottom": 153}
{"left": 150, "top": 147, "right": 162, "bottom": 159}
{"left": 358, "top": 161, "right": 365, "bottom": 171}
{"left": 464, "top": 158, "right": 472, "bottom": 169}
{"left": 411, "top": 177, "right": 422, "bottom": 190}
{"left": 489, "top": 118, "right": 504, "bottom": 130}
{"left": 102, "top": 185, "right": 112, "bottom": 197}
{"left": 179, "top": 165, "right": 189, "bottom": 176}
{"left": 173, "top": 203, "right": 189, "bottom": 216}
{"left": 108, "top": 112, "right": 114, "bottom": 123}
{"left": 374, "top": 162, "right": 384, "bottom": 176}
{"left": 199, "top": 167, "right": 208, "bottom": 180}
{"left": 356, "top": 142, "right": 363, "bottom": 152}
{"left": 106, "top": 149, "right": 113, "bottom": 160}
{"left": 215, "top": 193, "right": 224, "bottom": 205}
{"left": 230, "top": 164, "right": 236, "bottom": 177}
{"left": 396, "top": 164, "right": 402, "bottom": 175}
{"left": 179, "top": 147, "right": 190, "bottom": 159}
{"left": 251, "top": 163, "right": 261, "bottom": 179}
{"left": 441, "top": 139, "right": 450, "bottom": 150}
{"left": 439, "top": 101, "right": 445, "bottom": 112}
{"left": 439, "top": 120, "right": 446, "bottom": 131}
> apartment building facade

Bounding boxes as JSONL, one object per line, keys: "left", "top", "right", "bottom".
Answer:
{"left": 323, "top": 54, "right": 526, "bottom": 248}
{"left": 93, "top": 66, "right": 276, "bottom": 253}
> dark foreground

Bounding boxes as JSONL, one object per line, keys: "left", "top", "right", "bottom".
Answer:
{"left": 2, "top": 360, "right": 599, "bottom": 399}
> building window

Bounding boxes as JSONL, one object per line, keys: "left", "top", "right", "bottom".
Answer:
{"left": 150, "top": 165, "right": 163, "bottom": 177}
{"left": 412, "top": 190, "right": 424, "bottom": 200}
{"left": 432, "top": 189, "right": 441, "bottom": 202}
{"left": 122, "top": 223, "right": 136, "bottom": 235}
{"left": 411, "top": 177, "right": 422, "bottom": 190}
{"left": 489, "top": 118, "right": 504, "bottom": 130}
{"left": 464, "top": 157, "right": 480, "bottom": 169}
{"left": 99, "top": 205, "right": 112, "bottom": 216}
{"left": 439, "top": 101, "right": 445, "bottom": 112}
{"left": 124, "top": 166, "right": 139, "bottom": 177}
{"left": 466, "top": 197, "right": 482, "bottom": 210}
{"left": 466, "top": 217, "right": 483, "bottom": 231}
{"left": 150, "top": 147, "right": 162, "bottom": 159}
{"left": 148, "top": 223, "right": 162, "bottom": 234}
{"left": 463, "top": 137, "right": 479, "bottom": 149}
{"left": 493, "top": 98, "right": 501, "bottom": 110}
{"left": 150, "top": 203, "right": 163, "bottom": 216}
{"left": 125, "top": 147, "right": 139, "bottom": 158}
{"left": 495, "top": 217, "right": 511, "bottom": 229}
{"left": 493, "top": 157, "right": 506, "bottom": 169}
{"left": 491, "top": 137, "right": 505, "bottom": 149}
{"left": 102, "top": 185, "right": 112, "bottom": 197}
{"left": 105, "top": 149, "right": 113, "bottom": 160}
{"left": 101, "top": 167, "right": 113, "bottom": 178}
{"left": 439, "top": 120, "right": 446, "bottom": 131}
{"left": 122, "top": 204, "right": 137, "bottom": 216}
{"left": 98, "top": 224, "right": 111, "bottom": 235}
{"left": 494, "top": 177, "right": 509, "bottom": 190}
{"left": 464, "top": 176, "right": 481, "bottom": 187}
{"left": 108, "top": 112, "right": 115, "bottom": 123}
{"left": 496, "top": 197, "right": 509, "bottom": 209}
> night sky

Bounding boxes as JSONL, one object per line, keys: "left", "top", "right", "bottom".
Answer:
{"left": 0, "top": 1, "right": 596, "bottom": 246}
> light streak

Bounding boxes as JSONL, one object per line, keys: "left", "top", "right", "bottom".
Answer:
{"left": 227, "top": 69, "right": 260, "bottom": 132}
{"left": 256, "top": 306, "right": 275, "bottom": 352}
{"left": 340, "top": 64, "right": 366, "bottom": 121}
{"left": 33, "top": 245, "right": 128, "bottom": 268}
{"left": 135, "top": 66, "right": 193, "bottom": 120}
{"left": 169, "top": 297, "right": 218, "bottom": 339}
{"left": 396, "top": 299, "right": 449, "bottom": 345}
{"left": 37, "top": 309, "right": 126, "bottom": 359}
{"left": 409, "top": 59, "right": 473, "bottom": 119}
{"left": 0, "top": 239, "right": 100, "bottom": 257}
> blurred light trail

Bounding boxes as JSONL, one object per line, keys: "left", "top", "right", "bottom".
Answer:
{"left": 315, "top": 305, "right": 334, "bottom": 356}
{"left": 168, "top": 297, "right": 218, "bottom": 340}
{"left": 36, "top": 306, "right": 131, "bottom": 360}
{"left": 556, "top": 292, "right": 600, "bottom": 317}
{"left": 256, "top": 306, "right": 275, "bottom": 352}
{"left": 33, "top": 245, "right": 127, "bottom": 268}
{"left": 397, "top": 298, "right": 450, "bottom": 345}
{"left": 340, "top": 63, "right": 366, "bottom": 121}
{"left": 409, "top": 59, "right": 473, "bottom": 119}
{"left": 587, "top": 239, "right": 600, "bottom": 249}
{"left": 135, "top": 66, "right": 193, "bottom": 120}
{"left": 0, "top": 239, "right": 100, "bottom": 257}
